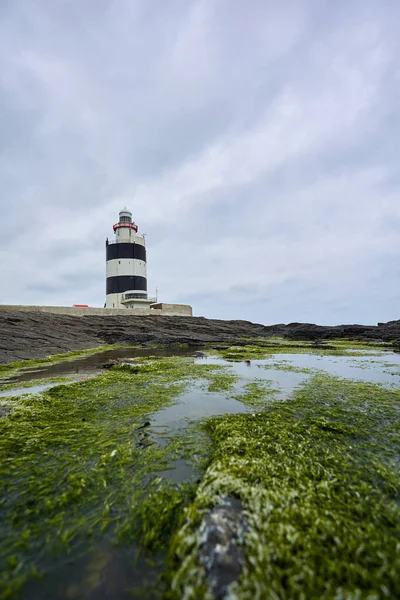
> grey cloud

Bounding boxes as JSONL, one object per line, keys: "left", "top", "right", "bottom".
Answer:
{"left": 24, "top": 283, "right": 61, "bottom": 294}
{"left": 1, "top": 0, "right": 400, "bottom": 323}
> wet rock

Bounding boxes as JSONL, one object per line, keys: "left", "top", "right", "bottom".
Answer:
{"left": 135, "top": 421, "right": 151, "bottom": 430}
{"left": 100, "top": 361, "right": 117, "bottom": 369}
{"left": 197, "top": 496, "right": 248, "bottom": 600}
{"left": 133, "top": 421, "right": 153, "bottom": 448}
{"left": 1, "top": 310, "right": 400, "bottom": 364}
{"left": 135, "top": 432, "right": 153, "bottom": 448}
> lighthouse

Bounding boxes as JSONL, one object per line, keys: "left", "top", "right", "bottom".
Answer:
{"left": 105, "top": 208, "right": 151, "bottom": 309}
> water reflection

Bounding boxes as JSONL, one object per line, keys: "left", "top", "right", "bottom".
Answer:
{"left": 22, "top": 542, "right": 162, "bottom": 600}
{"left": 0, "top": 345, "right": 198, "bottom": 385}
{"left": 199, "top": 352, "right": 400, "bottom": 389}
{"left": 260, "top": 353, "right": 400, "bottom": 387}
{"left": 0, "top": 377, "right": 89, "bottom": 398}
{"left": 150, "top": 385, "right": 249, "bottom": 434}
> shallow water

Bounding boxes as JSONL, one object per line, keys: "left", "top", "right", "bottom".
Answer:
{"left": 141, "top": 384, "right": 250, "bottom": 484}
{"left": 151, "top": 384, "right": 250, "bottom": 432}
{"left": 21, "top": 542, "right": 159, "bottom": 600}
{"left": 260, "top": 352, "right": 400, "bottom": 386}
{"left": 0, "top": 376, "right": 93, "bottom": 398}
{"left": 200, "top": 356, "right": 310, "bottom": 399}
{"left": 199, "top": 351, "right": 400, "bottom": 392}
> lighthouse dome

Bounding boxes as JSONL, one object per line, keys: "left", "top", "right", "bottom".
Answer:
{"left": 119, "top": 208, "right": 132, "bottom": 223}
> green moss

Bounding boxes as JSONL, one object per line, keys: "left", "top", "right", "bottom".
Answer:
{"left": 166, "top": 374, "right": 400, "bottom": 599}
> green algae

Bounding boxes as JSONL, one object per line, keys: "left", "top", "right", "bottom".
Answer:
{"left": 166, "top": 374, "right": 400, "bottom": 599}
{"left": 0, "top": 356, "right": 236, "bottom": 599}
{"left": 213, "top": 344, "right": 279, "bottom": 361}
{"left": 330, "top": 339, "right": 394, "bottom": 350}
{"left": 239, "top": 337, "right": 395, "bottom": 351}
{"left": 261, "top": 360, "right": 316, "bottom": 374}
{"left": 2, "top": 346, "right": 400, "bottom": 599}
{"left": 214, "top": 341, "right": 389, "bottom": 362}
{"left": 232, "top": 380, "right": 280, "bottom": 408}
{"left": 203, "top": 372, "right": 238, "bottom": 393}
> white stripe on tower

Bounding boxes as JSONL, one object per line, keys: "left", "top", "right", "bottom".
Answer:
{"left": 106, "top": 259, "right": 146, "bottom": 278}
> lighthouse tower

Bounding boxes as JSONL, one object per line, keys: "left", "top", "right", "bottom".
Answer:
{"left": 105, "top": 208, "right": 150, "bottom": 309}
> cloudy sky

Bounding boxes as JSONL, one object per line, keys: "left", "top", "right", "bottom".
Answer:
{"left": 0, "top": 0, "right": 399, "bottom": 325}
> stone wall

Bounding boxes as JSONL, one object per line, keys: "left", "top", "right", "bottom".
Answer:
{"left": 146, "top": 303, "right": 193, "bottom": 316}
{"left": 0, "top": 304, "right": 193, "bottom": 317}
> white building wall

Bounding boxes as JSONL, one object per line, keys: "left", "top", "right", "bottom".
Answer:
{"left": 115, "top": 228, "right": 133, "bottom": 243}
{"left": 0, "top": 304, "right": 193, "bottom": 317}
{"left": 105, "top": 293, "right": 121, "bottom": 309}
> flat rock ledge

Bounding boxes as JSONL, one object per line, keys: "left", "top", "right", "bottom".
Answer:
{"left": 1, "top": 310, "right": 400, "bottom": 363}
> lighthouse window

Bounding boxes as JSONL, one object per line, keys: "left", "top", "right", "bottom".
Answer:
{"left": 120, "top": 215, "right": 132, "bottom": 223}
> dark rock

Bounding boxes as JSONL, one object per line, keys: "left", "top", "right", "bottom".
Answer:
{"left": 0, "top": 310, "right": 400, "bottom": 364}
{"left": 135, "top": 421, "right": 151, "bottom": 430}
{"left": 198, "top": 496, "right": 248, "bottom": 600}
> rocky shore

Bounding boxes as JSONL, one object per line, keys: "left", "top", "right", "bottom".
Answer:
{"left": 1, "top": 309, "right": 400, "bottom": 363}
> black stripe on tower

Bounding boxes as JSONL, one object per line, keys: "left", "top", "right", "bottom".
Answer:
{"left": 106, "top": 276, "right": 147, "bottom": 295}
{"left": 106, "top": 243, "right": 146, "bottom": 262}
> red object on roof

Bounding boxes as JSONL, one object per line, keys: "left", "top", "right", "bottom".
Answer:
{"left": 73, "top": 304, "right": 89, "bottom": 308}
